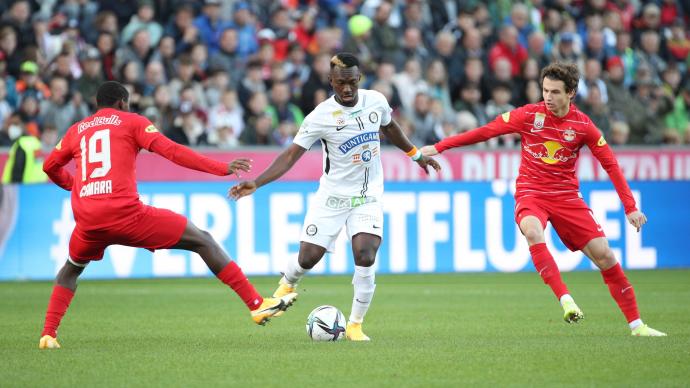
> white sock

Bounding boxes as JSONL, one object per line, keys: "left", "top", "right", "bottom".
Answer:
{"left": 559, "top": 294, "right": 574, "bottom": 306}
{"left": 349, "top": 265, "right": 376, "bottom": 324}
{"left": 629, "top": 319, "right": 643, "bottom": 330}
{"left": 283, "top": 257, "right": 308, "bottom": 285}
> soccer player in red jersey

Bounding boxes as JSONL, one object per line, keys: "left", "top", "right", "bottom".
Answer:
{"left": 421, "top": 63, "right": 666, "bottom": 336}
{"left": 38, "top": 81, "right": 297, "bottom": 349}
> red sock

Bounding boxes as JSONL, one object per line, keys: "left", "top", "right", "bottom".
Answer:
{"left": 217, "top": 261, "right": 263, "bottom": 310}
{"left": 529, "top": 243, "right": 569, "bottom": 300}
{"left": 601, "top": 263, "right": 640, "bottom": 323}
{"left": 41, "top": 284, "right": 75, "bottom": 338}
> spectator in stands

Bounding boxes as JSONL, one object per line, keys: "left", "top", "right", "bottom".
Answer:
{"left": 371, "top": 60, "right": 402, "bottom": 111}
{"left": 489, "top": 25, "right": 528, "bottom": 78}
{"left": 50, "top": 51, "right": 80, "bottom": 88}
{"left": 121, "top": 0, "right": 163, "bottom": 48}
{"left": 226, "top": 1, "right": 259, "bottom": 60}
{"left": 167, "top": 101, "right": 208, "bottom": 146}
{"left": 39, "top": 76, "right": 89, "bottom": 136}
{"left": 146, "top": 84, "right": 173, "bottom": 134}
{"left": 283, "top": 43, "right": 310, "bottom": 88}
{"left": 406, "top": 92, "right": 434, "bottom": 145}
{"left": 552, "top": 32, "right": 581, "bottom": 66}
{"left": 190, "top": 42, "right": 210, "bottom": 82}
{"left": 1, "top": 26, "right": 21, "bottom": 78}
{"left": 635, "top": 30, "right": 666, "bottom": 84}
{"left": 527, "top": 30, "right": 549, "bottom": 69}
{"left": 266, "top": 82, "right": 303, "bottom": 130}
{"left": 95, "top": 32, "right": 117, "bottom": 80}
{"left": 507, "top": 3, "right": 535, "bottom": 49}
{"left": 15, "top": 61, "right": 51, "bottom": 104}
{"left": 194, "top": 0, "right": 228, "bottom": 55}
{"left": 208, "top": 89, "right": 243, "bottom": 148}
{"left": 632, "top": 78, "right": 674, "bottom": 144}
{"left": 169, "top": 54, "right": 207, "bottom": 109}
{"left": 292, "top": 8, "right": 318, "bottom": 55}
{"left": 578, "top": 57, "right": 609, "bottom": 104}
{"left": 116, "top": 28, "right": 154, "bottom": 83}
{"left": 17, "top": 95, "right": 41, "bottom": 138}
{"left": 76, "top": 47, "right": 104, "bottom": 108}
{"left": 393, "top": 58, "right": 428, "bottom": 114}
{"left": 240, "top": 111, "right": 274, "bottom": 145}
{"left": 164, "top": 4, "right": 198, "bottom": 55}
{"left": 209, "top": 28, "right": 240, "bottom": 84}
{"left": 485, "top": 80, "right": 518, "bottom": 148}
{"left": 1, "top": 0, "right": 34, "bottom": 49}
{"left": 151, "top": 35, "right": 176, "bottom": 81}
{"left": 664, "top": 80, "right": 690, "bottom": 144}
{"left": 425, "top": 59, "right": 453, "bottom": 116}
{"left": 433, "top": 30, "right": 463, "bottom": 92}
{"left": 273, "top": 120, "right": 298, "bottom": 147}
{"left": 666, "top": 19, "right": 690, "bottom": 69}
{"left": 580, "top": 83, "right": 611, "bottom": 136}
{"left": 299, "top": 52, "right": 330, "bottom": 114}
{"left": 370, "top": 1, "right": 400, "bottom": 64}
{"left": 142, "top": 61, "right": 166, "bottom": 97}
{"left": 237, "top": 59, "right": 266, "bottom": 111}
{"left": 453, "top": 82, "right": 488, "bottom": 127}
{"left": 608, "top": 120, "right": 631, "bottom": 146}
{"left": 398, "top": 26, "right": 431, "bottom": 70}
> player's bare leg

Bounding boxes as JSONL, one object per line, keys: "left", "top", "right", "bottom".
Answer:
{"left": 272, "top": 242, "right": 326, "bottom": 316}
{"left": 39, "top": 259, "right": 86, "bottom": 349}
{"left": 171, "top": 221, "right": 296, "bottom": 325}
{"left": 582, "top": 238, "right": 666, "bottom": 336}
{"left": 346, "top": 233, "right": 380, "bottom": 341}
{"left": 520, "top": 216, "right": 583, "bottom": 323}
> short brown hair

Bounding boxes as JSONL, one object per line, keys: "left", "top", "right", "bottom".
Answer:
{"left": 540, "top": 62, "right": 579, "bottom": 94}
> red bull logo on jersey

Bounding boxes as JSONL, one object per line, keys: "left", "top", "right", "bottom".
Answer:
{"left": 524, "top": 141, "right": 577, "bottom": 164}
{"left": 562, "top": 128, "right": 576, "bottom": 142}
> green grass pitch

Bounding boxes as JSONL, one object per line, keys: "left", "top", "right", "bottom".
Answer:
{"left": 1, "top": 270, "right": 688, "bottom": 387}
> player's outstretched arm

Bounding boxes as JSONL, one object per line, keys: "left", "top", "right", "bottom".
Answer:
{"left": 228, "top": 143, "right": 307, "bottom": 200}
{"left": 433, "top": 108, "right": 524, "bottom": 153}
{"left": 585, "top": 128, "right": 640, "bottom": 227}
{"left": 148, "top": 136, "right": 247, "bottom": 176}
{"left": 380, "top": 119, "right": 441, "bottom": 175}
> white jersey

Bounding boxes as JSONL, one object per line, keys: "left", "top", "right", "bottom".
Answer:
{"left": 293, "top": 89, "right": 392, "bottom": 198}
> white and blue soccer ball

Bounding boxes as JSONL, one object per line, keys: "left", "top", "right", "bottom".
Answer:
{"left": 306, "top": 305, "right": 346, "bottom": 341}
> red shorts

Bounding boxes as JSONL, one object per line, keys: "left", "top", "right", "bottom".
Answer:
{"left": 69, "top": 205, "right": 188, "bottom": 264}
{"left": 514, "top": 194, "right": 605, "bottom": 251}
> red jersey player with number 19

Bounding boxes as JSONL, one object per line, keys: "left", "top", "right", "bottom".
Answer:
{"left": 421, "top": 63, "right": 665, "bottom": 337}
{"left": 38, "top": 81, "right": 297, "bottom": 350}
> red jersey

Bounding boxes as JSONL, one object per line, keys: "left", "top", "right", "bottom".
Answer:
{"left": 44, "top": 108, "right": 229, "bottom": 229}
{"left": 435, "top": 101, "right": 637, "bottom": 214}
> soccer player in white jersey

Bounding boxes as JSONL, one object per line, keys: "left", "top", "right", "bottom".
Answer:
{"left": 229, "top": 52, "right": 441, "bottom": 341}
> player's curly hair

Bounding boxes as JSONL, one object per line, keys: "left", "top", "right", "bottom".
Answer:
{"left": 330, "top": 52, "right": 359, "bottom": 69}
{"left": 540, "top": 62, "right": 579, "bottom": 94}
{"left": 96, "top": 81, "right": 129, "bottom": 107}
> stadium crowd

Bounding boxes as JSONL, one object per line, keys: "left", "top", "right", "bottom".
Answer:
{"left": 0, "top": 0, "right": 689, "bottom": 151}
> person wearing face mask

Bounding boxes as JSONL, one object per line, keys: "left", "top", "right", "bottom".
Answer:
{"left": 1, "top": 118, "right": 48, "bottom": 184}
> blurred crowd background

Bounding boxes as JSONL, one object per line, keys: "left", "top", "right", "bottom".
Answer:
{"left": 1, "top": 0, "right": 690, "bottom": 152}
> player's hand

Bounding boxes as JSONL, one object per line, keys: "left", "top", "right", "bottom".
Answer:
{"left": 228, "top": 158, "right": 251, "bottom": 178}
{"left": 228, "top": 180, "right": 257, "bottom": 200}
{"left": 626, "top": 210, "right": 647, "bottom": 232}
{"left": 415, "top": 155, "right": 441, "bottom": 175}
{"left": 420, "top": 145, "right": 438, "bottom": 156}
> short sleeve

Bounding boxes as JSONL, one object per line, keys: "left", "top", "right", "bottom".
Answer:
{"left": 131, "top": 114, "right": 164, "bottom": 151}
{"left": 292, "top": 114, "right": 322, "bottom": 150}
{"left": 378, "top": 93, "right": 393, "bottom": 126}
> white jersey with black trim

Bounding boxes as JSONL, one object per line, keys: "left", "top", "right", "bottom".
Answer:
{"left": 293, "top": 89, "right": 393, "bottom": 198}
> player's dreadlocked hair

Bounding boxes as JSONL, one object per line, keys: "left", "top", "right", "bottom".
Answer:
{"left": 540, "top": 62, "right": 580, "bottom": 94}
{"left": 96, "top": 81, "right": 129, "bottom": 107}
{"left": 330, "top": 52, "right": 359, "bottom": 69}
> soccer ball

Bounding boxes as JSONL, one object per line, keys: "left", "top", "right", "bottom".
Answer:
{"left": 306, "top": 305, "right": 346, "bottom": 341}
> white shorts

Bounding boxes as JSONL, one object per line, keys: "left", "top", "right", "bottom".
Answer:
{"left": 301, "top": 191, "right": 383, "bottom": 253}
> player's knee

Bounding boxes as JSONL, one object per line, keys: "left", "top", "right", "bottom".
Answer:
{"left": 354, "top": 249, "right": 376, "bottom": 267}
{"left": 522, "top": 227, "right": 544, "bottom": 244}
{"left": 596, "top": 248, "right": 617, "bottom": 268}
